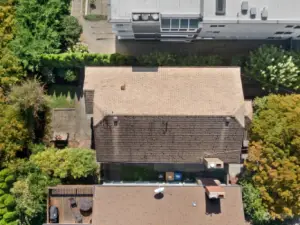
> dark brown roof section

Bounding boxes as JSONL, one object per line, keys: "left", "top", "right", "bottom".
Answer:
{"left": 93, "top": 185, "right": 246, "bottom": 225}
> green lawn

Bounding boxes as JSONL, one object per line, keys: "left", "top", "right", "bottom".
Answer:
{"left": 47, "top": 84, "right": 79, "bottom": 108}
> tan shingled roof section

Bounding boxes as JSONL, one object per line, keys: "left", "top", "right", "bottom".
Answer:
{"left": 84, "top": 67, "right": 245, "bottom": 125}
{"left": 93, "top": 185, "right": 246, "bottom": 225}
{"left": 244, "top": 100, "right": 253, "bottom": 120}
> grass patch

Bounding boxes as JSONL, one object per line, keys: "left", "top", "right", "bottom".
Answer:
{"left": 84, "top": 14, "right": 107, "bottom": 21}
{"left": 47, "top": 94, "right": 75, "bottom": 108}
{"left": 47, "top": 84, "right": 78, "bottom": 108}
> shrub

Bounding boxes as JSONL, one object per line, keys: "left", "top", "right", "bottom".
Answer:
{"left": 60, "top": 16, "right": 82, "bottom": 49}
{"left": 64, "top": 69, "right": 77, "bottom": 82}
{"left": 84, "top": 14, "right": 107, "bottom": 21}
{"left": 4, "top": 175, "right": 14, "bottom": 185}
{"left": 0, "top": 208, "right": 7, "bottom": 216}
{"left": 67, "top": 42, "right": 89, "bottom": 53}
{"left": 4, "top": 195, "right": 15, "bottom": 208}
{"left": 3, "top": 211, "right": 18, "bottom": 222}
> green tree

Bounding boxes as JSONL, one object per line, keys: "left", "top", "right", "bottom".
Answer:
{"left": 60, "top": 16, "right": 82, "bottom": 50}
{"left": 0, "top": 47, "right": 25, "bottom": 89}
{"left": 0, "top": 0, "right": 25, "bottom": 88}
{"left": 0, "top": 104, "right": 28, "bottom": 161}
{"left": 239, "top": 178, "right": 270, "bottom": 224}
{"left": 8, "top": 79, "right": 48, "bottom": 139}
{"left": 12, "top": 170, "right": 60, "bottom": 225}
{"left": 10, "top": 0, "right": 70, "bottom": 70}
{"left": 0, "top": 0, "right": 16, "bottom": 48}
{"left": 8, "top": 148, "right": 98, "bottom": 224}
{"left": 30, "top": 148, "right": 99, "bottom": 180}
{"left": 246, "top": 94, "right": 300, "bottom": 220}
{"left": 245, "top": 45, "right": 300, "bottom": 92}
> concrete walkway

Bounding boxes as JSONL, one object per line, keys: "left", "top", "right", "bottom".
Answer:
{"left": 71, "top": 0, "right": 82, "bottom": 19}
{"left": 71, "top": 0, "right": 116, "bottom": 53}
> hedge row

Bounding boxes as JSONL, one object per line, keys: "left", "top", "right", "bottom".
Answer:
{"left": 39, "top": 52, "right": 224, "bottom": 68}
{"left": 39, "top": 53, "right": 136, "bottom": 68}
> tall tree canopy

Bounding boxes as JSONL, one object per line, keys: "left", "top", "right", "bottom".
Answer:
{"left": 10, "top": 0, "right": 81, "bottom": 70}
{"left": 0, "top": 104, "right": 29, "bottom": 162}
{"left": 245, "top": 45, "right": 300, "bottom": 92}
{"left": 30, "top": 148, "right": 99, "bottom": 179}
{"left": 0, "top": 0, "right": 25, "bottom": 88}
{"left": 246, "top": 94, "right": 300, "bottom": 220}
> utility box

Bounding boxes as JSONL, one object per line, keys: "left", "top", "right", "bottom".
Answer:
{"left": 165, "top": 172, "right": 174, "bottom": 181}
{"left": 204, "top": 158, "right": 224, "bottom": 169}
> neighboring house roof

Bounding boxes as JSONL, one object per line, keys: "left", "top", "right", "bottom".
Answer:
{"left": 110, "top": 0, "right": 300, "bottom": 22}
{"left": 84, "top": 67, "right": 245, "bottom": 127}
{"left": 93, "top": 185, "right": 246, "bottom": 225}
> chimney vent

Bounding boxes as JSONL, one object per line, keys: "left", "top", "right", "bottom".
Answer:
{"left": 250, "top": 7, "right": 257, "bottom": 18}
{"left": 261, "top": 8, "right": 268, "bottom": 20}
{"left": 241, "top": 1, "right": 248, "bottom": 14}
{"left": 121, "top": 84, "right": 126, "bottom": 90}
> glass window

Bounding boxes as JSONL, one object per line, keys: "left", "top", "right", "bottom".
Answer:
{"left": 180, "top": 19, "right": 189, "bottom": 28}
{"left": 171, "top": 19, "right": 179, "bottom": 28}
{"left": 189, "top": 19, "right": 199, "bottom": 29}
{"left": 161, "top": 19, "right": 171, "bottom": 28}
{"left": 216, "top": 0, "right": 226, "bottom": 15}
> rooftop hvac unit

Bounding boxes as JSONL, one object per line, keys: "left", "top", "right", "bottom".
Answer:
{"left": 151, "top": 13, "right": 159, "bottom": 21}
{"left": 204, "top": 158, "right": 224, "bottom": 169}
{"left": 141, "top": 13, "right": 150, "bottom": 21}
{"left": 261, "top": 8, "right": 268, "bottom": 20}
{"left": 132, "top": 14, "right": 140, "bottom": 21}
{"left": 250, "top": 7, "right": 257, "bottom": 18}
{"left": 241, "top": 1, "right": 248, "bottom": 13}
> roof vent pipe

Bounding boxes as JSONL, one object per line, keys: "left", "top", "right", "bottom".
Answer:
{"left": 250, "top": 7, "right": 257, "bottom": 19}
{"left": 241, "top": 1, "right": 248, "bottom": 14}
{"left": 261, "top": 8, "right": 268, "bottom": 20}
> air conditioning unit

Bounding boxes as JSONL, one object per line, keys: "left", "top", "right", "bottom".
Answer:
{"left": 204, "top": 158, "right": 224, "bottom": 169}
{"left": 205, "top": 186, "right": 226, "bottom": 199}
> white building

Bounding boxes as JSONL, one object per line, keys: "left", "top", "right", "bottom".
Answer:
{"left": 109, "top": 0, "right": 300, "bottom": 42}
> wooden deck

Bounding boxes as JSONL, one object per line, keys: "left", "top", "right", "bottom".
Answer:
{"left": 48, "top": 186, "right": 94, "bottom": 224}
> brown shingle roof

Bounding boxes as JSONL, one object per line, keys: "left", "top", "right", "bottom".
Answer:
{"left": 92, "top": 185, "right": 246, "bottom": 225}
{"left": 84, "top": 67, "right": 245, "bottom": 126}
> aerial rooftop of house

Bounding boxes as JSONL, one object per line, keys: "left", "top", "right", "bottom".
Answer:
{"left": 93, "top": 185, "right": 246, "bottom": 225}
{"left": 45, "top": 184, "right": 246, "bottom": 225}
{"left": 84, "top": 67, "right": 245, "bottom": 126}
